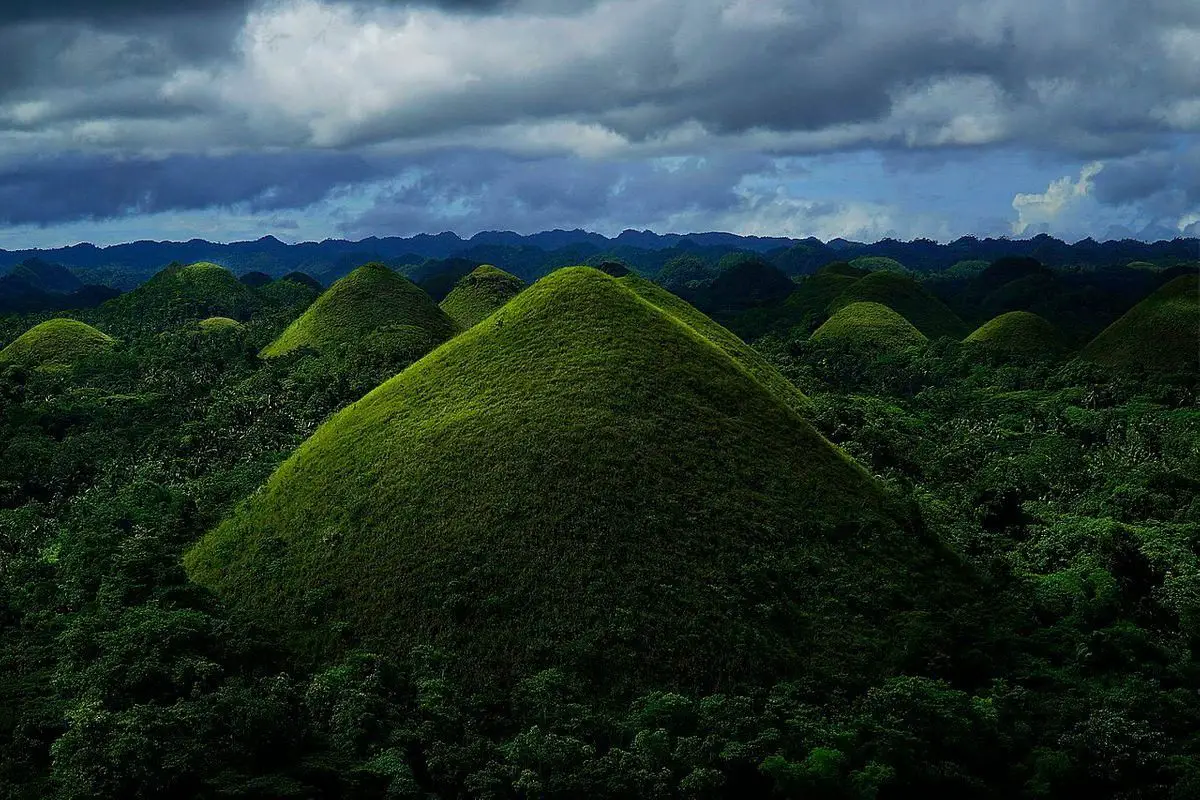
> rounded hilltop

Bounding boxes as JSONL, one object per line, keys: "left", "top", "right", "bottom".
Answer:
{"left": 261, "top": 262, "right": 458, "bottom": 357}
{"left": 811, "top": 301, "right": 927, "bottom": 351}
{"left": 439, "top": 264, "right": 526, "bottom": 328}
{"left": 829, "top": 271, "right": 967, "bottom": 340}
{"left": 197, "top": 316, "right": 244, "bottom": 334}
{"left": 187, "top": 266, "right": 962, "bottom": 695}
{"left": 965, "top": 311, "right": 1061, "bottom": 359}
{"left": 101, "top": 261, "right": 251, "bottom": 333}
{"left": 0, "top": 318, "right": 115, "bottom": 368}
{"left": 1082, "top": 274, "right": 1199, "bottom": 373}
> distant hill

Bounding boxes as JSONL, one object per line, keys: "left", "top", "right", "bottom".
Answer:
{"left": 3, "top": 232, "right": 1192, "bottom": 295}
{"left": 829, "top": 272, "right": 967, "bottom": 340}
{"left": 439, "top": 265, "right": 526, "bottom": 328}
{"left": 0, "top": 318, "right": 115, "bottom": 368}
{"left": 811, "top": 301, "right": 928, "bottom": 351}
{"left": 98, "top": 262, "right": 251, "bottom": 334}
{"left": 186, "top": 266, "right": 960, "bottom": 693}
{"left": 1081, "top": 275, "right": 1199, "bottom": 373}
{"left": 729, "top": 268, "right": 862, "bottom": 340}
{"left": 261, "top": 263, "right": 458, "bottom": 357}
{"left": 964, "top": 311, "right": 1062, "bottom": 359}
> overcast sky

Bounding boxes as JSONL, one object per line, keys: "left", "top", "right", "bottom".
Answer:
{"left": 0, "top": 0, "right": 1197, "bottom": 247}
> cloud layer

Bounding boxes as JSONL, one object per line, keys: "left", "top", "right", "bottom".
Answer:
{"left": 0, "top": 0, "right": 1196, "bottom": 243}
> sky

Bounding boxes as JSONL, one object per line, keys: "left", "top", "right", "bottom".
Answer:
{"left": 0, "top": 0, "right": 1198, "bottom": 248}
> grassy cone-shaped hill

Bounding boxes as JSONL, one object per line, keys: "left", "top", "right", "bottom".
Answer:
{"left": 102, "top": 262, "right": 251, "bottom": 333}
{"left": 439, "top": 265, "right": 526, "bottom": 328}
{"left": 830, "top": 271, "right": 967, "bottom": 339}
{"left": 965, "top": 311, "right": 1061, "bottom": 359}
{"left": 811, "top": 301, "right": 927, "bottom": 351}
{"left": 261, "top": 263, "right": 458, "bottom": 357}
{"left": 0, "top": 318, "right": 115, "bottom": 367}
{"left": 1082, "top": 274, "right": 1199, "bottom": 373}
{"left": 187, "top": 267, "right": 957, "bottom": 693}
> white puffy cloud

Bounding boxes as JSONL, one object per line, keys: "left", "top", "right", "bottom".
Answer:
{"left": 1011, "top": 162, "right": 1104, "bottom": 235}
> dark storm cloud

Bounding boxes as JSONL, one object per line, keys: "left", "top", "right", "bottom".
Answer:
{"left": 0, "top": 151, "right": 387, "bottom": 225}
{"left": 1093, "top": 146, "right": 1200, "bottom": 208}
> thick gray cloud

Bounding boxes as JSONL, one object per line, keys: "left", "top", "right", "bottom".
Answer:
{"left": 0, "top": 0, "right": 1195, "bottom": 237}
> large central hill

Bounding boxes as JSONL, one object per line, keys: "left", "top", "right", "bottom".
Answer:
{"left": 187, "top": 267, "right": 960, "bottom": 694}
{"left": 261, "top": 263, "right": 458, "bottom": 357}
{"left": 1081, "top": 274, "right": 1199, "bottom": 373}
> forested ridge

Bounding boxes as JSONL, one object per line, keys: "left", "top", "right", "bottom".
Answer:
{"left": 0, "top": 253, "right": 1197, "bottom": 799}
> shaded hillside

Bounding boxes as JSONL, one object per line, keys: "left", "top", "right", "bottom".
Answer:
{"left": 1081, "top": 274, "right": 1199, "bottom": 373}
{"left": 262, "top": 263, "right": 458, "bottom": 357}
{"left": 830, "top": 272, "right": 967, "bottom": 339}
{"left": 729, "top": 268, "right": 863, "bottom": 340}
{"left": 187, "top": 267, "right": 958, "bottom": 694}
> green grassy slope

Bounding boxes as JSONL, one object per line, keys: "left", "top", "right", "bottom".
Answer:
{"left": 811, "top": 301, "right": 928, "bottom": 351}
{"left": 261, "top": 263, "right": 458, "bottom": 357}
{"left": 965, "top": 311, "right": 1061, "bottom": 358}
{"left": 0, "top": 318, "right": 115, "bottom": 367}
{"left": 438, "top": 265, "right": 526, "bottom": 328}
{"left": 187, "top": 267, "right": 955, "bottom": 693}
{"left": 830, "top": 272, "right": 967, "bottom": 339}
{"left": 616, "top": 273, "right": 814, "bottom": 416}
{"left": 1081, "top": 274, "right": 1199, "bottom": 373}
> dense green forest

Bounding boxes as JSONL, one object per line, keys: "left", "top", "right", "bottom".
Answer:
{"left": 0, "top": 252, "right": 1198, "bottom": 799}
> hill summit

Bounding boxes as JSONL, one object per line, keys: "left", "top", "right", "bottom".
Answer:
{"left": 187, "top": 267, "right": 958, "bottom": 693}
{"left": 438, "top": 264, "right": 526, "bottom": 328}
{"left": 261, "top": 263, "right": 458, "bottom": 357}
{"left": 101, "top": 261, "right": 251, "bottom": 333}
{"left": 811, "top": 301, "right": 928, "bottom": 351}
{"left": 965, "top": 311, "right": 1061, "bottom": 358}
{"left": 829, "top": 271, "right": 967, "bottom": 339}
{"left": 0, "top": 318, "right": 115, "bottom": 367}
{"left": 1081, "top": 274, "right": 1199, "bottom": 373}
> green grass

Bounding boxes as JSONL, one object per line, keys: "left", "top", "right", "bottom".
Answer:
{"left": 618, "top": 273, "right": 814, "bottom": 416}
{"left": 829, "top": 271, "right": 967, "bottom": 339}
{"left": 438, "top": 265, "right": 526, "bottom": 328}
{"left": 0, "top": 318, "right": 115, "bottom": 367}
{"left": 197, "top": 316, "right": 243, "bottom": 334}
{"left": 187, "top": 266, "right": 956, "bottom": 694}
{"left": 811, "top": 301, "right": 928, "bottom": 351}
{"left": 964, "top": 311, "right": 1061, "bottom": 358}
{"left": 1081, "top": 274, "right": 1199, "bottom": 373}
{"left": 261, "top": 263, "right": 459, "bottom": 358}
